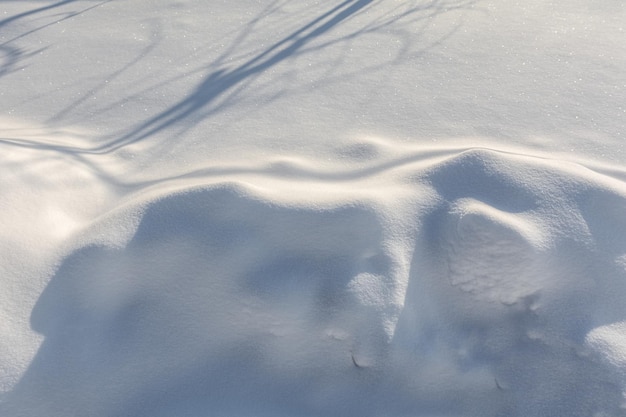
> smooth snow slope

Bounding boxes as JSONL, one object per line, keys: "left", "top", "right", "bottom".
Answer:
{"left": 1, "top": 1, "right": 626, "bottom": 416}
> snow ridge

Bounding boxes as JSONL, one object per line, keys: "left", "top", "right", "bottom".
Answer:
{"left": 2, "top": 145, "right": 626, "bottom": 416}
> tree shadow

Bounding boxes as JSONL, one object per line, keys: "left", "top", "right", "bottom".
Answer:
{"left": 0, "top": 44, "right": 46, "bottom": 78}
{"left": 0, "top": 1, "right": 78, "bottom": 29}
{"left": 101, "top": 0, "right": 477, "bottom": 153}
{"left": 0, "top": 1, "right": 112, "bottom": 78}
{"left": 0, "top": 0, "right": 478, "bottom": 159}
{"left": 104, "top": 0, "right": 377, "bottom": 147}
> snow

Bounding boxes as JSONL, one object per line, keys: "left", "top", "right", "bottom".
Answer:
{"left": 1, "top": 0, "right": 626, "bottom": 416}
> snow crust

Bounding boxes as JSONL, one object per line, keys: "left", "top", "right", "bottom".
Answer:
{"left": 1, "top": 1, "right": 626, "bottom": 416}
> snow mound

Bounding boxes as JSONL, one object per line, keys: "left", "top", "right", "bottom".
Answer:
{"left": 3, "top": 146, "right": 626, "bottom": 416}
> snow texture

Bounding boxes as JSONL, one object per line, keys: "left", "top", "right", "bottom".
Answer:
{"left": 1, "top": 1, "right": 626, "bottom": 416}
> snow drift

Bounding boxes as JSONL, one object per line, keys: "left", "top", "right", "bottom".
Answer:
{"left": 3, "top": 144, "right": 626, "bottom": 416}
{"left": 2, "top": 0, "right": 626, "bottom": 416}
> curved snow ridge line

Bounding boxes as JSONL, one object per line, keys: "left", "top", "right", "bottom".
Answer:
{"left": 2, "top": 118, "right": 625, "bottom": 196}
{"left": 105, "top": 146, "right": 626, "bottom": 206}
{"left": 165, "top": 147, "right": 626, "bottom": 184}
{"left": 77, "top": 145, "right": 626, "bottom": 321}
{"left": 77, "top": 145, "right": 626, "bottom": 280}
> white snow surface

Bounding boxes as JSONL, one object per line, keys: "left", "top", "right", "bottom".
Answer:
{"left": 1, "top": 1, "right": 626, "bottom": 416}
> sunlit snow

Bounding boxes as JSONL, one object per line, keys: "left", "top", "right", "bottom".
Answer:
{"left": 1, "top": 1, "right": 626, "bottom": 416}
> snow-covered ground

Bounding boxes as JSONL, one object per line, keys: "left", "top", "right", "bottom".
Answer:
{"left": 1, "top": 1, "right": 626, "bottom": 416}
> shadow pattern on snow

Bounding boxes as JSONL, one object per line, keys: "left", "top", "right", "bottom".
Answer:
{"left": 0, "top": 0, "right": 477, "bottom": 157}
{"left": 0, "top": 0, "right": 111, "bottom": 78}
{"left": 100, "top": 0, "right": 477, "bottom": 154}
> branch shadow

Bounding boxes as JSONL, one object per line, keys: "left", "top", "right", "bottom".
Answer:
{"left": 0, "top": 0, "right": 478, "bottom": 159}
{"left": 95, "top": 0, "right": 379, "bottom": 151}
{"left": 103, "top": 0, "right": 477, "bottom": 153}
{"left": 0, "top": 1, "right": 112, "bottom": 78}
{"left": 0, "top": 0, "right": 77, "bottom": 29}
{"left": 0, "top": 44, "right": 46, "bottom": 78}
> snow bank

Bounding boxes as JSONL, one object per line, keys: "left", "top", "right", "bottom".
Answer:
{"left": 3, "top": 144, "right": 626, "bottom": 416}
{"left": 2, "top": 0, "right": 626, "bottom": 415}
